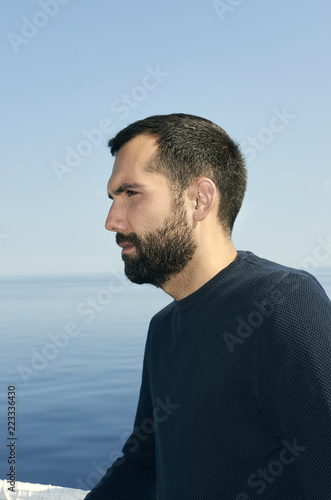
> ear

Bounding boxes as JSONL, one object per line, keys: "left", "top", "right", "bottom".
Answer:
{"left": 186, "top": 178, "right": 217, "bottom": 222}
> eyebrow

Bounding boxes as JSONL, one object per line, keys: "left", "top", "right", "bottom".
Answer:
{"left": 107, "top": 182, "right": 145, "bottom": 200}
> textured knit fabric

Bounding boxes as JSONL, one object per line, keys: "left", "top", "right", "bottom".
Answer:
{"left": 85, "top": 251, "right": 331, "bottom": 500}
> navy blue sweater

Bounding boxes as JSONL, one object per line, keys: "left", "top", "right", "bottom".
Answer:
{"left": 85, "top": 251, "right": 331, "bottom": 499}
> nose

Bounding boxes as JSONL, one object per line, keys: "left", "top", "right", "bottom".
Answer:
{"left": 105, "top": 202, "right": 127, "bottom": 233}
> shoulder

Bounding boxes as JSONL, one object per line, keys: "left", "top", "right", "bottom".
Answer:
{"left": 231, "top": 253, "right": 331, "bottom": 351}
{"left": 237, "top": 251, "right": 329, "bottom": 304}
{"left": 254, "top": 265, "right": 331, "bottom": 361}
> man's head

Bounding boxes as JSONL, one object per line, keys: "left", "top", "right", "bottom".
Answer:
{"left": 105, "top": 114, "right": 247, "bottom": 289}
{"left": 108, "top": 113, "right": 247, "bottom": 235}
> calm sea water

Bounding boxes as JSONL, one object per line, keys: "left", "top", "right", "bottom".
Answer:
{"left": 0, "top": 268, "right": 330, "bottom": 490}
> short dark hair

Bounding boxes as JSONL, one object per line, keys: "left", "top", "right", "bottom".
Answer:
{"left": 108, "top": 113, "right": 247, "bottom": 235}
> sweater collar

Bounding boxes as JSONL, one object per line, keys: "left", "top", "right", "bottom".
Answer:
{"left": 174, "top": 250, "right": 250, "bottom": 311}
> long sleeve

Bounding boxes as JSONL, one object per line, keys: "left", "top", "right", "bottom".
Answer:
{"left": 83, "top": 251, "right": 331, "bottom": 499}
{"left": 259, "top": 272, "right": 331, "bottom": 498}
{"left": 84, "top": 332, "right": 157, "bottom": 500}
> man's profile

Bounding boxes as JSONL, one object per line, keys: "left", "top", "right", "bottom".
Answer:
{"left": 85, "top": 114, "right": 331, "bottom": 499}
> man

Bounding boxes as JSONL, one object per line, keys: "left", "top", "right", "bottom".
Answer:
{"left": 85, "top": 114, "right": 331, "bottom": 499}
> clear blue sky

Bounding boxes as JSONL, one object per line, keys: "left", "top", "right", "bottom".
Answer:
{"left": 1, "top": 0, "right": 330, "bottom": 276}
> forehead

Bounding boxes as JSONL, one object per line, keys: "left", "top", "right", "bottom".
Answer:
{"left": 108, "top": 134, "right": 161, "bottom": 190}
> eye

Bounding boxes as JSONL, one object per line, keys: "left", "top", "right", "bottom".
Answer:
{"left": 127, "top": 190, "right": 138, "bottom": 197}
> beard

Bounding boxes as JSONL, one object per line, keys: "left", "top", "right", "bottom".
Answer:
{"left": 116, "top": 198, "right": 197, "bottom": 288}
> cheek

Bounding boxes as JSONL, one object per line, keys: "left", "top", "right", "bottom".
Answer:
{"left": 132, "top": 203, "right": 168, "bottom": 232}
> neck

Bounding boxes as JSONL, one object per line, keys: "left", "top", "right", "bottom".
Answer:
{"left": 162, "top": 236, "right": 238, "bottom": 301}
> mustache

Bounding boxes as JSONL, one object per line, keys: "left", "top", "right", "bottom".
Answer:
{"left": 116, "top": 232, "right": 141, "bottom": 246}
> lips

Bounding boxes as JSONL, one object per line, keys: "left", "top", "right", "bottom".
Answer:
{"left": 116, "top": 233, "right": 138, "bottom": 254}
{"left": 118, "top": 242, "right": 135, "bottom": 253}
